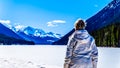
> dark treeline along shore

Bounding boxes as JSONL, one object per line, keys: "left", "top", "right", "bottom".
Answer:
{"left": 91, "top": 22, "right": 120, "bottom": 47}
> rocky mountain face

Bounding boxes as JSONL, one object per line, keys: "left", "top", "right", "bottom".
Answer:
{"left": 11, "top": 26, "right": 62, "bottom": 44}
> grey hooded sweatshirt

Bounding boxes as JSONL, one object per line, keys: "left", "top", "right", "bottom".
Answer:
{"left": 64, "top": 30, "right": 98, "bottom": 68}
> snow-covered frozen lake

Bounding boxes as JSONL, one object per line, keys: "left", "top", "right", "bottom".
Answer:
{"left": 0, "top": 45, "right": 119, "bottom": 68}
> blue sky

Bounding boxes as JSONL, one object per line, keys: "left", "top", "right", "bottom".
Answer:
{"left": 0, "top": 0, "right": 112, "bottom": 35}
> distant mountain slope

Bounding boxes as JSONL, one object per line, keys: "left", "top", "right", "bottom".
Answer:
{"left": 0, "top": 23, "right": 23, "bottom": 39}
{"left": 86, "top": 0, "right": 120, "bottom": 32}
{"left": 53, "top": 0, "right": 120, "bottom": 45}
{"left": 17, "top": 31, "right": 59, "bottom": 44}
{"left": 0, "top": 23, "right": 34, "bottom": 45}
{"left": 0, "top": 34, "right": 34, "bottom": 45}
{"left": 9, "top": 26, "right": 62, "bottom": 44}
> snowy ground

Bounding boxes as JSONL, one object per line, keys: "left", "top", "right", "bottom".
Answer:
{"left": 0, "top": 45, "right": 119, "bottom": 68}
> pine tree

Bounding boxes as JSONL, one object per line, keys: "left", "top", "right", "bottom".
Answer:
{"left": 91, "top": 22, "right": 120, "bottom": 47}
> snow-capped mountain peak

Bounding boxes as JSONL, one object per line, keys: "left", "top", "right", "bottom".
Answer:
{"left": 3, "top": 22, "right": 62, "bottom": 44}
{"left": 23, "top": 26, "right": 46, "bottom": 36}
{"left": 23, "top": 26, "right": 36, "bottom": 35}
{"left": 45, "top": 32, "right": 62, "bottom": 39}
{"left": 21, "top": 26, "right": 62, "bottom": 39}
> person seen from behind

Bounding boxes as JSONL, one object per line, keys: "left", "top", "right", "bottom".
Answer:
{"left": 64, "top": 19, "right": 98, "bottom": 68}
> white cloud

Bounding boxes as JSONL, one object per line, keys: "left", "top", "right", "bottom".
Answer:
{"left": 47, "top": 22, "right": 57, "bottom": 27}
{"left": 52, "top": 20, "right": 66, "bottom": 23}
{"left": 47, "top": 20, "right": 66, "bottom": 27}
{"left": 0, "top": 20, "right": 10, "bottom": 24}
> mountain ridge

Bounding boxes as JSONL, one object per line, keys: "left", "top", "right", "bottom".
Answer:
{"left": 0, "top": 23, "right": 34, "bottom": 45}
{"left": 53, "top": 0, "right": 120, "bottom": 45}
{"left": 10, "top": 25, "right": 62, "bottom": 44}
{"left": 0, "top": 23, "right": 23, "bottom": 40}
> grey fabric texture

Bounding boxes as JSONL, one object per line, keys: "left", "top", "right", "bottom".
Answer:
{"left": 64, "top": 30, "right": 98, "bottom": 68}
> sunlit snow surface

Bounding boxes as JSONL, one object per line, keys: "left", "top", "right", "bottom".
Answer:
{"left": 0, "top": 45, "right": 119, "bottom": 68}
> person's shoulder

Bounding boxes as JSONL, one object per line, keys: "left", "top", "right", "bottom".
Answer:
{"left": 89, "top": 35, "right": 95, "bottom": 42}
